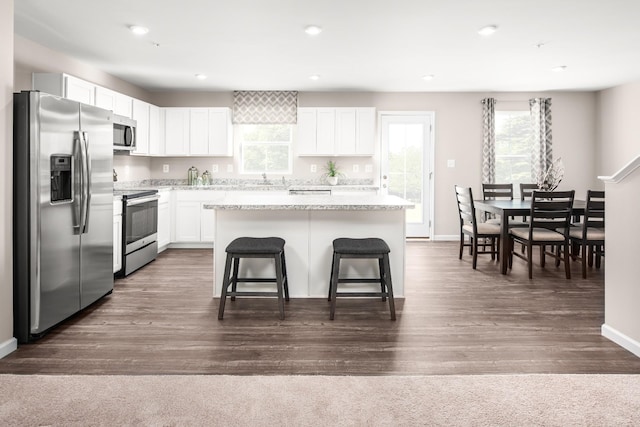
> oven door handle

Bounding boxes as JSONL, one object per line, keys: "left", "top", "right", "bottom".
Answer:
{"left": 126, "top": 194, "right": 160, "bottom": 206}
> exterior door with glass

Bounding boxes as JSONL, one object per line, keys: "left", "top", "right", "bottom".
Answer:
{"left": 380, "top": 113, "right": 434, "bottom": 238}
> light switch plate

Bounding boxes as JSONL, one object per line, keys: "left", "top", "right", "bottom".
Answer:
{"left": 447, "top": 159, "right": 456, "bottom": 168}
{"left": 365, "top": 164, "right": 373, "bottom": 173}
{"left": 227, "top": 164, "right": 234, "bottom": 173}
{"left": 212, "top": 164, "right": 219, "bottom": 173}
{"left": 352, "top": 164, "right": 360, "bottom": 173}
{"left": 310, "top": 164, "right": 317, "bottom": 173}
{"left": 162, "top": 164, "right": 169, "bottom": 173}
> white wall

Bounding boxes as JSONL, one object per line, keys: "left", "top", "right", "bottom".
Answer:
{"left": 1, "top": 0, "right": 16, "bottom": 358}
{"left": 597, "top": 83, "right": 640, "bottom": 356}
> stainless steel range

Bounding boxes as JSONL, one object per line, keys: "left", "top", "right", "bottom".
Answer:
{"left": 117, "top": 189, "right": 160, "bottom": 276}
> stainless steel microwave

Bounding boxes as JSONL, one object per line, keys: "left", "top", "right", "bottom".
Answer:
{"left": 113, "top": 114, "right": 136, "bottom": 151}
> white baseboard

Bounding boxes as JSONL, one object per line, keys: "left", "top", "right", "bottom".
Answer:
{"left": 0, "top": 338, "right": 17, "bottom": 359}
{"left": 601, "top": 324, "right": 640, "bottom": 358}
{"left": 433, "top": 235, "right": 458, "bottom": 241}
{"left": 167, "top": 242, "right": 214, "bottom": 249}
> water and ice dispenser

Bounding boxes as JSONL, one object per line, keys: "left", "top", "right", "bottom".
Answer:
{"left": 50, "top": 155, "right": 72, "bottom": 202}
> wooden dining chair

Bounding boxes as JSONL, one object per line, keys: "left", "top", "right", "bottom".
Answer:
{"left": 519, "top": 183, "right": 538, "bottom": 201}
{"left": 455, "top": 185, "right": 501, "bottom": 269}
{"left": 482, "top": 183, "right": 514, "bottom": 223}
{"left": 508, "top": 190, "right": 575, "bottom": 279}
{"left": 570, "top": 190, "right": 605, "bottom": 278}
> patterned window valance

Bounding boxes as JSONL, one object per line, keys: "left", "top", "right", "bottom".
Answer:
{"left": 232, "top": 91, "right": 298, "bottom": 124}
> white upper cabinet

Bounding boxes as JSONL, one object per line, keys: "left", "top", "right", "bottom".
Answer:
{"left": 189, "top": 108, "right": 210, "bottom": 155}
{"left": 95, "top": 86, "right": 132, "bottom": 118}
{"left": 149, "top": 104, "right": 163, "bottom": 156}
{"left": 163, "top": 108, "right": 190, "bottom": 155}
{"left": 132, "top": 99, "right": 150, "bottom": 155}
{"left": 32, "top": 73, "right": 96, "bottom": 105}
{"left": 207, "top": 108, "right": 233, "bottom": 156}
{"left": 297, "top": 107, "right": 375, "bottom": 156}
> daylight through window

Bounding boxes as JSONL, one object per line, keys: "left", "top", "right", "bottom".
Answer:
{"left": 238, "top": 124, "right": 293, "bottom": 174}
{"left": 495, "top": 110, "right": 533, "bottom": 197}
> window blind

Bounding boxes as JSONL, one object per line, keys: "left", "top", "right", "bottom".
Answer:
{"left": 233, "top": 91, "right": 298, "bottom": 124}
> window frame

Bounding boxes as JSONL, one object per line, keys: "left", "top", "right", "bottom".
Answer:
{"left": 236, "top": 124, "right": 294, "bottom": 175}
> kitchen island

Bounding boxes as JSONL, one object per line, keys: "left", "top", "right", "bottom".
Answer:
{"left": 204, "top": 194, "right": 413, "bottom": 298}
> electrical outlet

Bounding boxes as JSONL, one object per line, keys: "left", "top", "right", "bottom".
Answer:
{"left": 162, "top": 164, "right": 169, "bottom": 173}
{"left": 365, "top": 164, "right": 373, "bottom": 173}
{"left": 227, "top": 164, "right": 234, "bottom": 173}
{"left": 352, "top": 164, "right": 359, "bottom": 173}
{"left": 310, "top": 164, "right": 317, "bottom": 173}
{"left": 211, "top": 164, "right": 219, "bottom": 173}
{"left": 447, "top": 159, "right": 456, "bottom": 168}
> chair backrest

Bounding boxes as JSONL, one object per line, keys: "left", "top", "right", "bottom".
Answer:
{"left": 455, "top": 185, "right": 477, "bottom": 231}
{"left": 482, "top": 183, "right": 513, "bottom": 200}
{"left": 529, "top": 190, "right": 575, "bottom": 235}
{"left": 520, "top": 183, "right": 538, "bottom": 201}
{"left": 584, "top": 190, "right": 605, "bottom": 230}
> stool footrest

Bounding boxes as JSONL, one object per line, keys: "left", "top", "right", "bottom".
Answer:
{"left": 232, "top": 278, "right": 279, "bottom": 283}
{"left": 337, "top": 278, "right": 385, "bottom": 284}
{"left": 335, "top": 292, "right": 389, "bottom": 298}
{"left": 227, "top": 291, "right": 279, "bottom": 297}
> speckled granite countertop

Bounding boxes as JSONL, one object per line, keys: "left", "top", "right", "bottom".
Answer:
{"left": 203, "top": 194, "right": 413, "bottom": 211}
{"left": 114, "top": 179, "right": 378, "bottom": 193}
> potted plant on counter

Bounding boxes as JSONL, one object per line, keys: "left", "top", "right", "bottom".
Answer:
{"left": 323, "top": 160, "right": 343, "bottom": 185}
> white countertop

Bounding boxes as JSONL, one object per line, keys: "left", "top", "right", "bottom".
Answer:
{"left": 203, "top": 193, "right": 413, "bottom": 210}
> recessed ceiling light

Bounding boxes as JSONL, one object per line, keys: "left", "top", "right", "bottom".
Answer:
{"left": 129, "top": 25, "right": 149, "bottom": 36}
{"left": 195, "top": 74, "right": 207, "bottom": 80}
{"left": 478, "top": 25, "right": 498, "bottom": 36}
{"left": 422, "top": 74, "right": 435, "bottom": 81}
{"left": 309, "top": 75, "right": 320, "bottom": 81}
{"left": 552, "top": 65, "right": 567, "bottom": 72}
{"left": 304, "top": 25, "right": 323, "bottom": 36}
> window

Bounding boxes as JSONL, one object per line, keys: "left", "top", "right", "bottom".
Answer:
{"left": 495, "top": 111, "right": 533, "bottom": 197}
{"left": 238, "top": 124, "right": 293, "bottom": 174}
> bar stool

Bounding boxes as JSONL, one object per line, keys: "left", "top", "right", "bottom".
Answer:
{"left": 328, "top": 237, "right": 396, "bottom": 320}
{"left": 218, "top": 237, "right": 289, "bottom": 320}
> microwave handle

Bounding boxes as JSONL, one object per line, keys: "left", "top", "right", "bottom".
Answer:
{"left": 126, "top": 125, "right": 135, "bottom": 148}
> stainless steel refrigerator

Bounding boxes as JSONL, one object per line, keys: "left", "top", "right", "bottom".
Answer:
{"left": 13, "top": 91, "right": 114, "bottom": 343}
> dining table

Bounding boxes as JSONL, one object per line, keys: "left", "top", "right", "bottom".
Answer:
{"left": 473, "top": 199, "right": 586, "bottom": 274}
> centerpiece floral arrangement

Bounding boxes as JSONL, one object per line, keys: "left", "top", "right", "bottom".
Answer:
{"left": 536, "top": 157, "right": 564, "bottom": 191}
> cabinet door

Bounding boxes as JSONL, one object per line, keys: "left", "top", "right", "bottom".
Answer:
{"left": 95, "top": 86, "right": 117, "bottom": 112}
{"left": 149, "top": 104, "right": 162, "bottom": 155}
{"left": 132, "top": 99, "right": 150, "bottom": 155}
{"left": 158, "top": 201, "right": 171, "bottom": 249}
{"left": 164, "top": 108, "right": 190, "bottom": 155}
{"left": 65, "top": 75, "right": 95, "bottom": 105}
{"left": 189, "top": 108, "right": 210, "bottom": 155}
{"left": 174, "top": 201, "right": 201, "bottom": 242}
{"left": 113, "top": 214, "right": 122, "bottom": 273}
{"left": 335, "top": 108, "right": 357, "bottom": 155}
{"left": 316, "top": 108, "right": 336, "bottom": 155}
{"left": 296, "top": 108, "right": 317, "bottom": 155}
{"left": 208, "top": 108, "right": 233, "bottom": 156}
{"left": 114, "top": 92, "right": 132, "bottom": 118}
{"left": 200, "top": 204, "right": 216, "bottom": 242}
{"left": 356, "top": 108, "right": 376, "bottom": 155}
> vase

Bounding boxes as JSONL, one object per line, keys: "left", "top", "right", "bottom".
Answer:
{"left": 326, "top": 176, "right": 338, "bottom": 186}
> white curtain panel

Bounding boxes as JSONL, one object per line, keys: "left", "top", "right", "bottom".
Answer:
{"left": 233, "top": 91, "right": 298, "bottom": 124}
{"left": 529, "top": 98, "right": 553, "bottom": 182}
{"left": 481, "top": 98, "right": 497, "bottom": 184}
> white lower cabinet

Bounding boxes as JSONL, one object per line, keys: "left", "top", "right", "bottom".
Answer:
{"left": 113, "top": 200, "right": 122, "bottom": 274}
{"left": 173, "top": 191, "right": 223, "bottom": 244}
{"left": 157, "top": 189, "right": 171, "bottom": 251}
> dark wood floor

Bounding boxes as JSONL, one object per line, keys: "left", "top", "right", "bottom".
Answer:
{"left": 2, "top": 241, "right": 639, "bottom": 375}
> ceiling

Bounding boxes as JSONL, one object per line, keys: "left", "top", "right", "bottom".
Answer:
{"left": 14, "top": 0, "right": 640, "bottom": 93}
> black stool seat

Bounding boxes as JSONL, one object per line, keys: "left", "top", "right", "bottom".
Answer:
{"left": 333, "top": 238, "right": 390, "bottom": 255}
{"left": 328, "top": 237, "right": 395, "bottom": 321}
{"left": 226, "top": 237, "right": 285, "bottom": 254}
{"left": 218, "top": 237, "right": 289, "bottom": 320}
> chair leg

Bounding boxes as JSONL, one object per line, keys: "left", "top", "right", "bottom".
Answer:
{"left": 490, "top": 238, "right": 496, "bottom": 261}
{"left": 230, "top": 257, "right": 239, "bottom": 301}
{"left": 329, "top": 253, "right": 341, "bottom": 320}
{"left": 564, "top": 244, "right": 571, "bottom": 279}
{"left": 472, "top": 236, "right": 478, "bottom": 269}
{"left": 588, "top": 245, "right": 594, "bottom": 267}
{"left": 378, "top": 258, "right": 386, "bottom": 301}
{"left": 528, "top": 243, "right": 533, "bottom": 279}
{"left": 218, "top": 253, "right": 234, "bottom": 320}
{"left": 595, "top": 245, "right": 603, "bottom": 269}
{"left": 382, "top": 254, "right": 396, "bottom": 321}
{"left": 328, "top": 253, "right": 335, "bottom": 301}
{"left": 540, "top": 245, "right": 546, "bottom": 268}
{"left": 459, "top": 233, "right": 464, "bottom": 260}
{"left": 582, "top": 242, "right": 588, "bottom": 279}
{"left": 555, "top": 244, "right": 561, "bottom": 267}
{"left": 281, "top": 252, "right": 290, "bottom": 302}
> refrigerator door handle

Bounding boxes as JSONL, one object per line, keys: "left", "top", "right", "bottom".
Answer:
{"left": 72, "top": 132, "right": 83, "bottom": 234}
{"left": 78, "top": 131, "right": 90, "bottom": 234}
{"left": 81, "top": 131, "right": 92, "bottom": 233}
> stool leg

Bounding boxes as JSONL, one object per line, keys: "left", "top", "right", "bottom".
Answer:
{"left": 382, "top": 254, "right": 396, "bottom": 321}
{"left": 328, "top": 253, "right": 335, "bottom": 301}
{"left": 378, "top": 258, "right": 386, "bottom": 301}
{"left": 274, "top": 253, "right": 285, "bottom": 320}
{"left": 281, "top": 251, "right": 290, "bottom": 302}
{"left": 329, "top": 252, "right": 341, "bottom": 320}
{"left": 230, "top": 256, "right": 239, "bottom": 301}
{"left": 218, "top": 253, "right": 234, "bottom": 320}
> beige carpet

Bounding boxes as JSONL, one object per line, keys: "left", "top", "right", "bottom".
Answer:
{"left": 1, "top": 374, "right": 639, "bottom": 426}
